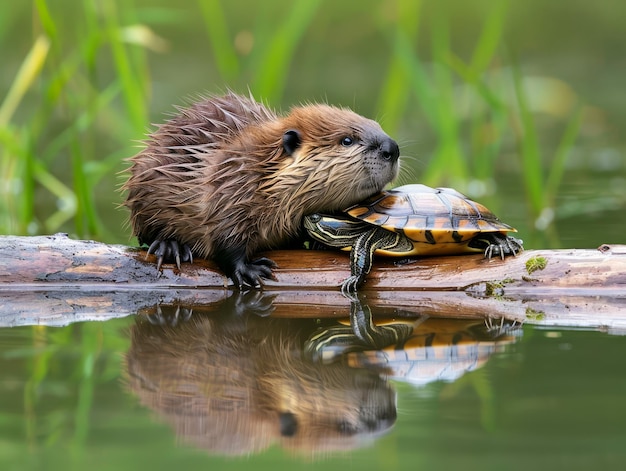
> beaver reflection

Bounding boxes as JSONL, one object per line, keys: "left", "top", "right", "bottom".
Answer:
{"left": 124, "top": 308, "right": 396, "bottom": 456}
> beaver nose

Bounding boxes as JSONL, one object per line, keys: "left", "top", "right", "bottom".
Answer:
{"left": 380, "top": 138, "right": 400, "bottom": 162}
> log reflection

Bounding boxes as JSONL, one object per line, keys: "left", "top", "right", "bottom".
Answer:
{"left": 124, "top": 294, "right": 520, "bottom": 457}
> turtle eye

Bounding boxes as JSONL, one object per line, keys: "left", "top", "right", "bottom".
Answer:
{"left": 340, "top": 136, "right": 354, "bottom": 147}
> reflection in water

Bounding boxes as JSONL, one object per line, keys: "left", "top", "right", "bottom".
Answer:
{"left": 346, "top": 317, "right": 521, "bottom": 387}
{"left": 124, "top": 296, "right": 521, "bottom": 457}
{"left": 305, "top": 294, "right": 417, "bottom": 361}
{"left": 125, "top": 306, "right": 396, "bottom": 456}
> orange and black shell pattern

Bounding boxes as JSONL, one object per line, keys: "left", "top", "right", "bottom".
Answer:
{"left": 346, "top": 184, "right": 515, "bottom": 248}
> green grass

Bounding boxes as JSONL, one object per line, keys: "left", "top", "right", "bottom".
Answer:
{"left": 0, "top": 0, "right": 585, "bottom": 243}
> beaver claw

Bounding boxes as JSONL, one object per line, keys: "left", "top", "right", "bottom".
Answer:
{"left": 146, "top": 239, "right": 193, "bottom": 270}
{"left": 231, "top": 257, "right": 278, "bottom": 289}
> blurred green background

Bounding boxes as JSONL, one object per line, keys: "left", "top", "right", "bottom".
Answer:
{"left": 1, "top": 0, "right": 624, "bottom": 248}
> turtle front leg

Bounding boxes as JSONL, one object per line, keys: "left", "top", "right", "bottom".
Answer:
{"left": 341, "top": 228, "right": 402, "bottom": 293}
{"left": 304, "top": 294, "right": 417, "bottom": 360}
{"left": 348, "top": 294, "right": 414, "bottom": 349}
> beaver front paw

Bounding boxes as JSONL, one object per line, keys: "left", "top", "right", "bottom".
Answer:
{"left": 231, "top": 257, "right": 278, "bottom": 289}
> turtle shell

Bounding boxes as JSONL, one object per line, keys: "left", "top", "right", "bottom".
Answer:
{"left": 346, "top": 184, "right": 515, "bottom": 251}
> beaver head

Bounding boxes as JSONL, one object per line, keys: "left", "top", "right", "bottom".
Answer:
{"left": 252, "top": 103, "right": 400, "bottom": 213}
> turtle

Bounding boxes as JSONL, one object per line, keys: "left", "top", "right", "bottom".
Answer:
{"left": 303, "top": 184, "right": 523, "bottom": 292}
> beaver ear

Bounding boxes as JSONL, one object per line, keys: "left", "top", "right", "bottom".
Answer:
{"left": 282, "top": 130, "right": 301, "bottom": 155}
{"left": 278, "top": 411, "right": 298, "bottom": 437}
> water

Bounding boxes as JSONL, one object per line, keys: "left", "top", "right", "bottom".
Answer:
{"left": 1, "top": 307, "right": 625, "bottom": 470}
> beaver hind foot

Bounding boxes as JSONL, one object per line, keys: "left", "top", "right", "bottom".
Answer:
{"left": 214, "top": 246, "right": 278, "bottom": 288}
{"left": 147, "top": 238, "right": 193, "bottom": 271}
{"left": 233, "top": 257, "right": 278, "bottom": 289}
{"left": 146, "top": 238, "right": 275, "bottom": 288}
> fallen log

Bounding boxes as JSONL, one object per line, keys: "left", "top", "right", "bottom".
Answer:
{"left": 0, "top": 234, "right": 625, "bottom": 332}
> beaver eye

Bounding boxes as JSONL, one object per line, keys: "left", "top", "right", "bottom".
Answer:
{"left": 340, "top": 136, "right": 354, "bottom": 147}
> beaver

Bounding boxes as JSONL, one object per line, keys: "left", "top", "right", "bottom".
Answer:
{"left": 122, "top": 92, "right": 400, "bottom": 287}
{"left": 125, "top": 307, "right": 397, "bottom": 456}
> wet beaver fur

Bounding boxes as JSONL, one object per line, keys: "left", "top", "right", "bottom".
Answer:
{"left": 124, "top": 308, "right": 397, "bottom": 455}
{"left": 122, "top": 92, "right": 399, "bottom": 287}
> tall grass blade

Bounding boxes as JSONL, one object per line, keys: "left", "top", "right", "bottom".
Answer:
{"left": 376, "top": 0, "right": 422, "bottom": 133}
{"left": 545, "top": 104, "right": 583, "bottom": 205}
{"left": 443, "top": 0, "right": 507, "bottom": 113}
{"left": 34, "top": 0, "right": 58, "bottom": 41}
{"left": 70, "top": 139, "right": 100, "bottom": 237}
{"left": 32, "top": 160, "right": 76, "bottom": 231}
{"left": 0, "top": 130, "right": 32, "bottom": 233}
{"left": 423, "top": 10, "right": 467, "bottom": 185}
{"left": 468, "top": 0, "right": 508, "bottom": 77}
{"left": 392, "top": 31, "right": 437, "bottom": 129}
{"left": 511, "top": 62, "right": 544, "bottom": 215}
{"left": 252, "top": 0, "right": 322, "bottom": 102}
{"left": 102, "top": 0, "right": 148, "bottom": 134}
{"left": 198, "top": 0, "right": 240, "bottom": 82}
{"left": 0, "top": 36, "right": 50, "bottom": 127}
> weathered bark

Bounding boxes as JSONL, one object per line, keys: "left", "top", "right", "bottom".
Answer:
{"left": 1, "top": 234, "right": 625, "bottom": 331}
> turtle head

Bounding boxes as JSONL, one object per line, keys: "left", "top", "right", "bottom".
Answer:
{"left": 303, "top": 213, "right": 369, "bottom": 250}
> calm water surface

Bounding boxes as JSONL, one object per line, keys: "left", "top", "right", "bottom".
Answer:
{"left": 1, "top": 311, "right": 625, "bottom": 471}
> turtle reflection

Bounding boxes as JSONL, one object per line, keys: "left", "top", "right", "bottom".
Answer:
{"left": 306, "top": 295, "right": 521, "bottom": 377}
{"left": 305, "top": 294, "right": 418, "bottom": 361}
{"left": 125, "top": 295, "right": 520, "bottom": 457}
{"left": 344, "top": 315, "right": 521, "bottom": 386}
{"left": 125, "top": 306, "right": 397, "bottom": 457}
